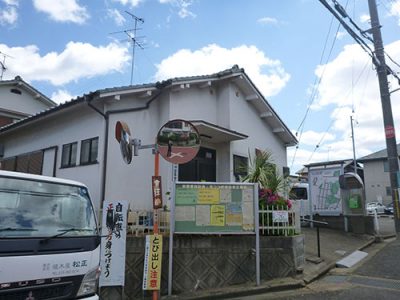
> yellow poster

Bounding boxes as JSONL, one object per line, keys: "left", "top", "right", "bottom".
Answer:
{"left": 210, "top": 205, "right": 225, "bottom": 226}
{"left": 198, "top": 188, "right": 220, "bottom": 204}
{"left": 143, "top": 234, "right": 163, "bottom": 290}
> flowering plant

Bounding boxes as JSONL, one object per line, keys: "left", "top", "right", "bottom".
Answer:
{"left": 259, "top": 188, "right": 292, "bottom": 209}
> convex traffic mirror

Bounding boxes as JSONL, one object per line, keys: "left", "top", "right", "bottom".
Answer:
{"left": 156, "top": 119, "right": 200, "bottom": 164}
{"left": 115, "top": 121, "right": 133, "bottom": 164}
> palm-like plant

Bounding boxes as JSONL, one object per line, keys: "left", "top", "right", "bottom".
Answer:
{"left": 241, "top": 149, "right": 283, "bottom": 194}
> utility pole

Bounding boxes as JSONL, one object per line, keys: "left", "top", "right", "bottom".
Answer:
{"left": 350, "top": 115, "right": 357, "bottom": 174}
{"left": 368, "top": 0, "right": 400, "bottom": 233}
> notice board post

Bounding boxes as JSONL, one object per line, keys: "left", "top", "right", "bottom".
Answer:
{"left": 168, "top": 182, "right": 259, "bottom": 296}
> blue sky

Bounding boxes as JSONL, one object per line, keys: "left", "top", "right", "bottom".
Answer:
{"left": 1, "top": 0, "right": 400, "bottom": 174}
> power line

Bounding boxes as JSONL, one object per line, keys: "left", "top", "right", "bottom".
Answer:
{"left": 306, "top": 60, "right": 371, "bottom": 163}
{"left": 290, "top": 4, "right": 345, "bottom": 171}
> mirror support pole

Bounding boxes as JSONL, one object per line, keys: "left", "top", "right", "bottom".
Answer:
{"left": 153, "top": 151, "right": 160, "bottom": 300}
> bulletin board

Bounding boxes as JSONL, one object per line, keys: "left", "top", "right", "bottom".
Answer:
{"left": 168, "top": 181, "right": 260, "bottom": 296}
{"left": 172, "top": 182, "right": 258, "bottom": 234}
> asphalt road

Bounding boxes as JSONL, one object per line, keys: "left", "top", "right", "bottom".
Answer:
{"left": 232, "top": 217, "right": 400, "bottom": 300}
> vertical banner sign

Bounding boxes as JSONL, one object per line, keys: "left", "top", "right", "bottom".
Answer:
{"left": 152, "top": 176, "right": 163, "bottom": 209}
{"left": 99, "top": 200, "right": 128, "bottom": 287}
{"left": 143, "top": 234, "right": 163, "bottom": 290}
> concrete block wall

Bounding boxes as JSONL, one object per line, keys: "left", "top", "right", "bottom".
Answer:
{"left": 100, "top": 234, "right": 305, "bottom": 300}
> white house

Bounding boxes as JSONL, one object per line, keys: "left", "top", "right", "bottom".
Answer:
{"left": 0, "top": 76, "right": 55, "bottom": 127}
{"left": 0, "top": 66, "right": 297, "bottom": 213}
{"left": 358, "top": 144, "right": 400, "bottom": 205}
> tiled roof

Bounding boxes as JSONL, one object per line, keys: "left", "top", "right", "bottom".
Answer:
{"left": 358, "top": 144, "right": 400, "bottom": 162}
{"left": 0, "top": 65, "right": 297, "bottom": 146}
{"left": 0, "top": 76, "right": 56, "bottom": 106}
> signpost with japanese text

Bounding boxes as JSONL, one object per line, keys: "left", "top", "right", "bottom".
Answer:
{"left": 115, "top": 119, "right": 201, "bottom": 299}
{"left": 143, "top": 234, "right": 163, "bottom": 290}
{"left": 99, "top": 200, "right": 128, "bottom": 287}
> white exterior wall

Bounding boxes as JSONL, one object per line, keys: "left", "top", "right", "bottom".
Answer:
{"left": 0, "top": 86, "right": 51, "bottom": 115}
{"left": 228, "top": 83, "right": 287, "bottom": 180}
{"left": 2, "top": 105, "right": 105, "bottom": 210}
{"left": 1, "top": 78, "right": 293, "bottom": 213}
{"left": 363, "top": 160, "right": 391, "bottom": 205}
{"left": 105, "top": 94, "right": 168, "bottom": 211}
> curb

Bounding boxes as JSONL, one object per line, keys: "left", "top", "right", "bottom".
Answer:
{"left": 303, "top": 235, "right": 377, "bottom": 285}
{"left": 162, "top": 278, "right": 305, "bottom": 300}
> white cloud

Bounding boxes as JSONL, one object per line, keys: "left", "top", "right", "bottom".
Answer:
{"left": 51, "top": 89, "right": 76, "bottom": 104}
{"left": 107, "top": 8, "right": 126, "bottom": 26}
{"left": 32, "top": 0, "right": 89, "bottom": 24}
{"left": 0, "top": 42, "right": 130, "bottom": 85}
{"left": 257, "top": 17, "right": 278, "bottom": 26}
{"left": 155, "top": 44, "right": 290, "bottom": 98}
{"left": 296, "top": 130, "right": 335, "bottom": 146}
{"left": 336, "top": 31, "right": 346, "bottom": 40}
{"left": 0, "top": 5, "right": 17, "bottom": 26}
{"left": 112, "top": 0, "right": 142, "bottom": 6}
{"left": 359, "top": 14, "right": 370, "bottom": 24}
{"left": 389, "top": 0, "right": 400, "bottom": 25}
{"left": 2, "top": 0, "right": 18, "bottom": 5}
{"left": 159, "top": 0, "right": 196, "bottom": 19}
{"left": 289, "top": 40, "right": 400, "bottom": 173}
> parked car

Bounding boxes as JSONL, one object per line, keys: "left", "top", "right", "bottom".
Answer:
{"left": 366, "top": 202, "right": 386, "bottom": 214}
{"left": 384, "top": 202, "right": 394, "bottom": 215}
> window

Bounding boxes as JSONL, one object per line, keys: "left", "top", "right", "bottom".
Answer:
{"left": 80, "top": 137, "right": 98, "bottom": 165}
{"left": 1, "top": 151, "right": 43, "bottom": 174}
{"left": 61, "top": 142, "right": 77, "bottom": 168}
{"left": 233, "top": 155, "right": 248, "bottom": 182}
{"left": 1, "top": 157, "right": 16, "bottom": 171}
{"left": 386, "top": 186, "right": 392, "bottom": 196}
{"left": 383, "top": 161, "right": 389, "bottom": 172}
{"left": 179, "top": 147, "right": 216, "bottom": 182}
{"left": 290, "top": 187, "right": 308, "bottom": 200}
{"left": 10, "top": 88, "right": 22, "bottom": 95}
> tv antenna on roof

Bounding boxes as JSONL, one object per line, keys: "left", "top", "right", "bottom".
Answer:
{"left": 110, "top": 11, "right": 145, "bottom": 86}
{"left": 0, "top": 51, "right": 13, "bottom": 81}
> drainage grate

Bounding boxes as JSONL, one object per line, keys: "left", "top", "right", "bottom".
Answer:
{"left": 349, "top": 276, "right": 400, "bottom": 291}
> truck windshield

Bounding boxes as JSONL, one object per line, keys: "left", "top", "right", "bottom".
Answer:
{"left": 290, "top": 187, "right": 308, "bottom": 200}
{"left": 0, "top": 176, "right": 97, "bottom": 238}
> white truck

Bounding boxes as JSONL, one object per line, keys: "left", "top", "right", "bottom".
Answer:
{"left": 0, "top": 170, "right": 100, "bottom": 300}
{"left": 289, "top": 182, "right": 310, "bottom": 219}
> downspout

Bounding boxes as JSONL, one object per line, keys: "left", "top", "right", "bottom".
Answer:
{"left": 85, "top": 80, "right": 171, "bottom": 210}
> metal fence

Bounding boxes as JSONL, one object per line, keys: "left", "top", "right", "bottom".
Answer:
{"left": 126, "top": 201, "right": 301, "bottom": 237}
{"left": 259, "top": 201, "right": 301, "bottom": 236}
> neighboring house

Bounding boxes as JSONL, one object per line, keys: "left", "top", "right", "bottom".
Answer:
{"left": 0, "top": 76, "right": 56, "bottom": 127}
{"left": 0, "top": 66, "right": 297, "bottom": 214}
{"left": 305, "top": 159, "right": 363, "bottom": 178}
{"left": 358, "top": 144, "right": 400, "bottom": 205}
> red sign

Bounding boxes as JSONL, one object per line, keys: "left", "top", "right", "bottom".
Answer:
{"left": 385, "top": 125, "right": 396, "bottom": 139}
{"left": 152, "top": 176, "right": 163, "bottom": 209}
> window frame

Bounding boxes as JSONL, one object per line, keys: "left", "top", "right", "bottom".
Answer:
{"left": 61, "top": 142, "right": 77, "bottom": 168}
{"left": 233, "top": 154, "right": 248, "bottom": 182}
{"left": 80, "top": 137, "right": 99, "bottom": 166}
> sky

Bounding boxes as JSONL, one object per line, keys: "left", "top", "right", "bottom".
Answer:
{"left": 1, "top": 0, "right": 400, "bottom": 175}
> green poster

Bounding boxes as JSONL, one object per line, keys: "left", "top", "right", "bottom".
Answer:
{"left": 175, "top": 188, "right": 198, "bottom": 205}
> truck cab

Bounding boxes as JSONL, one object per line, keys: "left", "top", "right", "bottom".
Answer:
{"left": 289, "top": 182, "right": 310, "bottom": 219}
{"left": 0, "top": 170, "right": 100, "bottom": 299}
